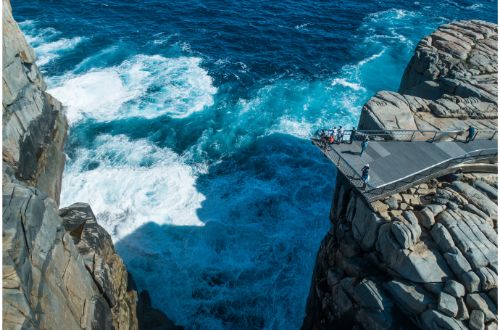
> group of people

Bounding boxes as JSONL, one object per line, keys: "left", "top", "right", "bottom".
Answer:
{"left": 314, "top": 125, "right": 483, "bottom": 191}
{"left": 316, "top": 126, "right": 345, "bottom": 146}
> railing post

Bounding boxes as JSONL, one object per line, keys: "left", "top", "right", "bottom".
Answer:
{"left": 410, "top": 131, "right": 415, "bottom": 141}
{"left": 431, "top": 131, "right": 437, "bottom": 143}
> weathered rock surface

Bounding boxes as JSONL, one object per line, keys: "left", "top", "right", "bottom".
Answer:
{"left": 303, "top": 21, "right": 497, "bottom": 330}
{"left": 358, "top": 20, "right": 498, "bottom": 138}
{"left": 2, "top": 0, "right": 67, "bottom": 204}
{"left": 2, "top": 2, "right": 146, "bottom": 329}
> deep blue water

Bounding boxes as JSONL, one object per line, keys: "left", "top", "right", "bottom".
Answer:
{"left": 13, "top": 1, "right": 497, "bottom": 328}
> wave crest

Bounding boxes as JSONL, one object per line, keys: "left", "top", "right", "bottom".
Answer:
{"left": 48, "top": 54, "right": 217, "bottom": 123}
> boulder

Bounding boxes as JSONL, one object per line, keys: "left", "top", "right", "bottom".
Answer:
{"left": 438, "top": 292, "right": 459, "bottom": 317}
{"left": 469, "top": 310, "right": 485, "bottom": 330}
{"left": 444, "top": 280, "right": 466, "bottom": 298}
{"left": 465, "top": 293, "right": 497, "bottom": 322}
{"left": 420, "top": 309, "right": 467, "bottom": 330}
{"left": 384, "top": 280, "right": 433, "bottom": 315}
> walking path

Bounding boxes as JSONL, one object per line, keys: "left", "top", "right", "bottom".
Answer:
{"left": 312, "top": 130, "right": 498, "bottom": 202}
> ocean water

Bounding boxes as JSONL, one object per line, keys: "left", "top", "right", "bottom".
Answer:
{"left": 14, "top": 1, "right": 496, "bottom": 328}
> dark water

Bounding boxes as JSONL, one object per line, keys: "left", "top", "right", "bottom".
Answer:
{"left": 13, "top": 0, "right": 496, "bottom": 328}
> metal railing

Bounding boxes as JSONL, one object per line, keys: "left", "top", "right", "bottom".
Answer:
{"left": 363, "top": 147, "right": 498, "bottom": 201}
{"left": 315, "top": 128, "right": 498, "bottom": 143}
{"left": 312, "top": 138, "right": 368, "bottom": 190}
{"left": 312, "top": 128, "right": 498, "bottom": 202}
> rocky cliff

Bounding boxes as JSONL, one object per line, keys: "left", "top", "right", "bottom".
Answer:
{"left": 303, "top": 20, "right": 498, "bottom": 330}
{"left": 359, "top": 20, "right": 497, "bottom": 134}
{"left": 2, "top": 1, "right": 139, "bottom": 328}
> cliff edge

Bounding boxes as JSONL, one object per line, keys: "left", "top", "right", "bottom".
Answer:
{"left": 303, "top": 20, "right": 498, "bottom": 330}
{"left": 2, "top": 1, "right": 138, "bottom": 328}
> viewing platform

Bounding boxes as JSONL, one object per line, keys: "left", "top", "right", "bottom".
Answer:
{"left": 313, "top": 129, "right": 498, "bottom": 202}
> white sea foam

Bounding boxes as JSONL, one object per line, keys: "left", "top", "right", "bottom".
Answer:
{"left": 61, "top": 134, "right": 205, "bottom": 240}
{"left": 18, "top": 21, "right": 84, "bottom": 66}
{"left": 294, "top": 23, "right": 311, "bottom": 30}
{"left": 48, "top": 54, "right": 217, "bottom": 123}
{"left": 35, "top": 37, "right": 85, "bottom": 66}
{"left": 331, "top": 78, "right": 366, "bottom": 91}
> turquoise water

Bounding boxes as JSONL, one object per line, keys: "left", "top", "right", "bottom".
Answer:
{"left": 14, "top": 1, "right": 496, "bottom": 328}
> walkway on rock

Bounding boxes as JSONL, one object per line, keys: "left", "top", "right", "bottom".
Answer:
{"left": 312, "top": 130, "right": 498, "bottom": 202}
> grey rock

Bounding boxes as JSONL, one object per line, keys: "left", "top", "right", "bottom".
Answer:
{"left": 420, "top": 309, "right": 467, "bottom": 330}
{"left": 476, "top": 267, "right": 497, "bottom": 291}
{"left": 450, "top": 182, "right": 497, "bottom": 219}
{"left": 417, "top": 207, "right": 436, "bottom": 229}
{"left": 326, "top": 269, "right": 343, "bottom": 288}
{"left": 485, "top": 322, "right": 498, "bottom": 330}
{"left": 431, "top": 223, "right": 455, "bottom": 252}
{"left": 461, "top": 271, "right": 482, "bottom": 293}
{"left": 444, "top": 280, "right": 466, "bottom": 298}
{"left": 427, "top": 204, "right": 447, "bottom": 216}
{"left": 352, "top": 196, "right": 384, "bottom": 251}
{"left": 376, "top": 224, "right": 451, "bottom": 283}
{"left": 438, "top": 292, "right": 459, "bottom": 317}
{"left": 425, "top": 282, "right": 444, "bottom": 296}
{"left": 385, "top": 196, "right": 399, "bottom": 210}
{"left": 469, "top": 310, "right": 485, "bottom": 330}
{"left": 353, "top": 279, "right": 392, "bottom": 311}
{"left": 465, "top": 293, "right": 497, "bottom": 322}
{"left": 472, "top": 180, "right": 497, "bottom": 200}
{"left": 456, "top": 298, "right": 469, "bottom": 321}
{"left": 384, "top": 280, "right": 433, "bottom": 315}
{"left": 487, "top": 288, "right": 497, "bottom": 304}
{"left": 444, "top": 247, "right": 473, "bottom": 275}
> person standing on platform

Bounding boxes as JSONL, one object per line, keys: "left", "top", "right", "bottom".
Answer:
{"left": 360, "top": 136, "right": 369, "bottom": 156}
{"left": 465, "top": 125, "right": 477, "bottom": 143}
{"left": 361, "top": 164, "right": 370, "bottom": 189}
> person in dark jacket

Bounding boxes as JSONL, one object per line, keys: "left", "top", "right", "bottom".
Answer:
{"left": 465, "top": 125, "right": 477, "bottom": 143}
{"left": 361, "top": 164, "right": 370, "bottom": 189}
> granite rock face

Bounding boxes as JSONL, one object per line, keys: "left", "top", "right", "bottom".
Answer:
{"left": 303, "top": 173, "right": 498, "bottom": 330}
{"left": 2, "top": 1, "right": 140, "bottom": 329}
{"left": 303, "top": 21, "right": 497, "bottom": 330}
{"left": 2, "top": 0, "right": 67, "bottom": 204}
{"left": 358, "top": 20, "right": 497, "bottom": 136}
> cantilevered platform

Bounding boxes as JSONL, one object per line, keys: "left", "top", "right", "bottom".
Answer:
{"left": 313, "top": 130, "right": 498, "bottom": 202}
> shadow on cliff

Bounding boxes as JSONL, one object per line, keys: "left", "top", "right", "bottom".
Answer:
{"left": 114, "top": 133, "right": 336, "bottom": 329}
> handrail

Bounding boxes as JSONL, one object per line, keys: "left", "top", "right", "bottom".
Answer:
{"left": 363, "top": 147, "right": 498, "bottom": 201}
{"left": 312, "top": 138, "right": 498, "bottom": 202}
{"left": 314, "top": 128, "right": 498, "bottom": 143}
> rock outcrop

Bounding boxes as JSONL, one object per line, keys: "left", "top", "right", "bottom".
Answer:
{"left": 358, "top": 20, "right": 497, "bottom": 135}
{"left": 2, "top": 1, "right": 139, "bottom": 329}
{"left": 303, "top": 20, "right": 498, "bottom": 330}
